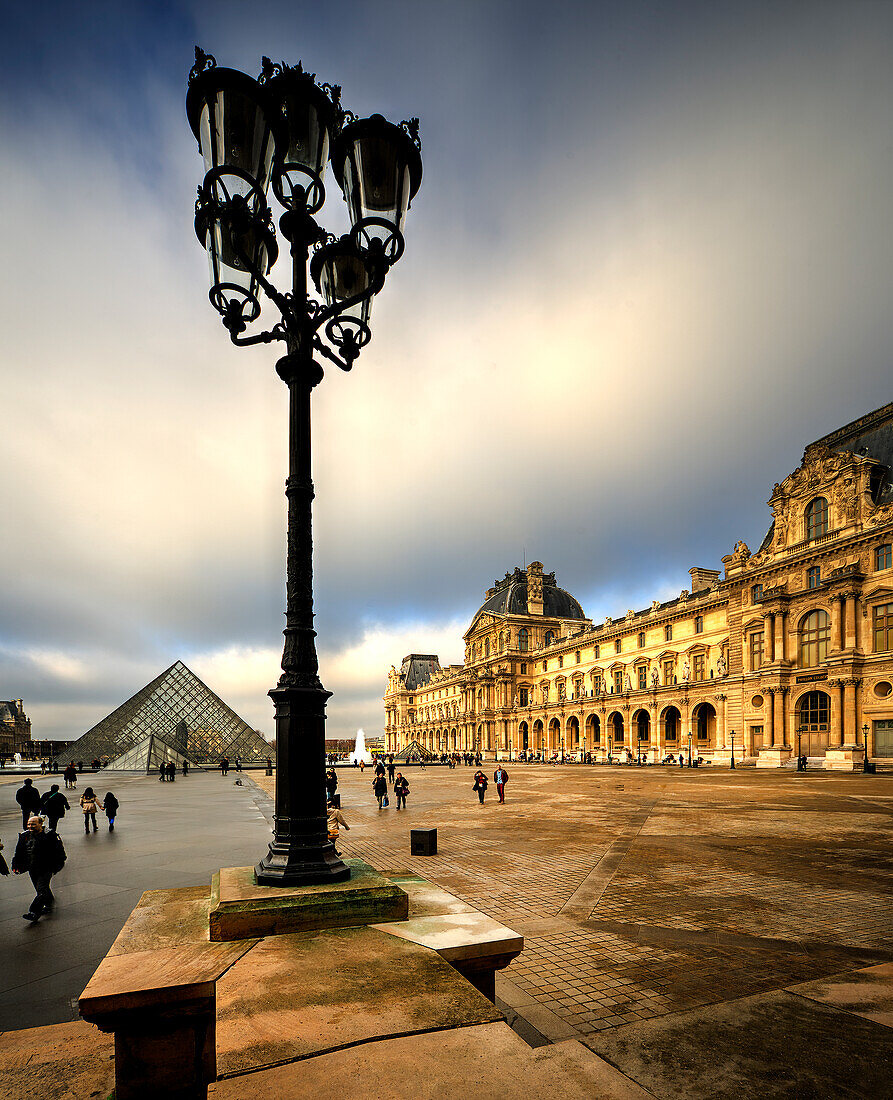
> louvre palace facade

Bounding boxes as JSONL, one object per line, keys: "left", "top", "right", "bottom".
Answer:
{"left": 383, "top": 402, "right": 893, "bottom": 769}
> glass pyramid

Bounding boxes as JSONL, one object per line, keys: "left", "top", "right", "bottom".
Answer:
{"left": 393, "top": 739, "right": 437, "bottom": 763}
{"left": 59, "top": 660, "right": 274, "bottom": 767}
{"left": 107, "top": 732, "right": 193, "bottom": 772}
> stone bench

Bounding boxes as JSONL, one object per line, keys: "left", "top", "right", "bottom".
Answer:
{"left": 79, "top": 939, "right": 253, "bottom": 1100}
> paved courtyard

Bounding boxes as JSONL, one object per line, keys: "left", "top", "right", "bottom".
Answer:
{"left": 3, "top": 763, "right": 893, "bottom": 1097}
{"left": 259, "top": 764, "right": 893, "bottom": 1053}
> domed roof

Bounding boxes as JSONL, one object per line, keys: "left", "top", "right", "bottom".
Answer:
{"left": 470, "top": 566, "right": 586, "bottom": 630}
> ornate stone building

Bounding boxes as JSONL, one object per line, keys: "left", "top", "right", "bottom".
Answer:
{"left": 0, "top": 698, "right": 31, "bottom": 757}
{"left": 384, "top": 403, "right": 893, "bottom": 770}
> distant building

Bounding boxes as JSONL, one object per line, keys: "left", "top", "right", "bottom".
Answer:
{"left": 385, "top": 402, "right": 893, "bottom": 770}
{"left": 0, "top": 699, "right": 31, "bottom": 757}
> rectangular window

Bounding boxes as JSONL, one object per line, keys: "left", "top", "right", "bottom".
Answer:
{"left": 638, "top": 631, "right": 646, "bottom": 648}
{"left": 594, "top": 645, "right": 600, "bottom": 658}
{"left": 518, "top": 688, "right": 529, "bottom": 707}
{"left": 693, "top": 654, "right": 705, "bottom": 681}
{"left": 615, "top": 638, "right": 622, "bottom": 653}
{"left": 542, "top": 661, "right": 548, "bottom": 672}
{"left": 662, "top": 659, "right": 674, "bottom": 686}
{"left": 613, "top": 670, "right": 624, "bottom": 694}
{"left": 695, "top": 616, "right": 703, "bottom": 634}
{"left": 593, "top": 675, "right": 603, "bottom": 695}
{"left": 558, "top": 655, "right": 563, "bottom": 668}
{"left": 520, "top": 663, "right": 527, "bottom": 674}
{"left": 876, "top": 544, "right": 892, "bottom": 571}
{"left": 874, "top": 603, "right": 893, "bottom": 652}
{"left": 752, "top": 583, "right": 763, "bottom": 603}
{"left": 665, "top": 624, "right": 673, "bottom": 642}
{"left": 575, "top": 651, "right": 581, "bottom": 664}
{"left": 807, "top": 566, "right": 821, "bottom": 589}
{"left": 638, "top": 665, "right": 648, "bottom": 690}
{"left": 750, "top": 630, "right": 763, "bottom": 670}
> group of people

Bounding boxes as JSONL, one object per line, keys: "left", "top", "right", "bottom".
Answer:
{"left": 472, "top": 765, "right": 509, "bottom": 804}
{"left": 370, "top": 758, "right": 410, "bottom": 810}
{"left": 158, "top": 761, "right": 183, "bottom": 781}
{"left": 5, "top": 777, "right": 121, "bottom": 923}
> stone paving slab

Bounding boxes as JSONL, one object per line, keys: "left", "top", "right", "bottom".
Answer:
{"left": 215, "top": 924, "right": 503, "bottom": 1077}
{"left": 0, "top": 1019, "right": 115, "bottom": 1100}
{"left": 580, "top": 989, "right": 893, "bottom": 1100}
{"left": 789, "top": 961, "right": 893, "bottom": 1028}
{"left": 209, "top": 1022, "right": 654, "bottom": 1100}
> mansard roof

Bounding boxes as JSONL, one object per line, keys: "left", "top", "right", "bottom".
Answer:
{"left": 399, "top": 654, "right": 442, "bottom": 691}
{"left": 469, "top": 567, "right": 586, "bottom": 630}
{"left": 809, "top": 400, "right": 893, "bottom": 505}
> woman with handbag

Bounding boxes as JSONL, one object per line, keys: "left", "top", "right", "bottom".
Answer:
{"left": 473, "top": 770, "right": 488, "bottom": 805}
{"left": 80, "top": 787, "right": 101, "bottom": 834}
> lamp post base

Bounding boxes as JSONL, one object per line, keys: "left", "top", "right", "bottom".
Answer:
{"left": 255, "top": 846, "right": 351, "bottom": 887}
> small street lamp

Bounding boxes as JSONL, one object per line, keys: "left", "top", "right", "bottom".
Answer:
{"left": 729, "top": 728, "right": 736, "bottom": 769}
{"left": 608, "top": 733, "right": 613, "bottom": 763}
{"left": 687, "top": 731, "right": 692, "bottom": 767}
{"left": 797, "top": 724, "right": 805, "bottom": 771}
{"left": 186, "top": 50, "right": 421, "bottom": 886}
{"left": 862, "top": 722, "right": 872, "bottom": 774}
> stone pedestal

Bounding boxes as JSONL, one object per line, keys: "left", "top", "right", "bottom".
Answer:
{"left": 823, "top": 745, "right": 866, "bottom": 772}
{"left": 756, "top": 746, "right": 793, "bottom": 768}
{"left": 209, "top": 858, "right": 407, "bottom": 941}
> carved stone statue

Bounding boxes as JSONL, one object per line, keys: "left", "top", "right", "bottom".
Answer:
{"left": 716, "top": 653, "right": 727, "bottom": 677}
{"left": 651, "top": 666, "right": 659, "bottom": 689}
{"left": 682, "top": 661, "right": 690, "bottom": 682}
{"left": 651, "top": 599, "right": 660, "bottom": 612}
{"left": 624, "top": 674, "right": 632, "bottom": 692}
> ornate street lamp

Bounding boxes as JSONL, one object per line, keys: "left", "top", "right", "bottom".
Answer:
{"left": 862, "top": 722, "right": 871, "bottom": 774}
{"left": 187, "top": 49, "right": 421, "bottom": 886}
{"left": 729, "top": 728, "right": 736, "bottom": 769}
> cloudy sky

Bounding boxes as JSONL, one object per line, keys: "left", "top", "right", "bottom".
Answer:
{"left": 2, "top": 1, "right": 893, "bottom": 743}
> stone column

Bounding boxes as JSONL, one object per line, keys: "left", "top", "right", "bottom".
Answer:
{"left": 717, "top": 694, "right": 727, "bottom": 754}
{"left": 653, "top": 704, "right": 662, "bottom": 759}
{"left": 774, "top": 612, "right": 786, "bottom": 663}
{"left": 843, "top": 678, "right": 856, "bottom": 744}
{"left": 766, "top": 688, "right": 776, "bottom": 746}
{"left": 845, "top": 593, "right": 858, "bottom": 651}
{"left": 764, "top": 613, "right": 775, "bottom": 663}
{"left": 778, "top": 687, "right": 789, "bottom": 747}
{"left": 830, "top": 680, "right": 844, "bottom": 746}
{"left": 831, "top": 595, "right": 843, "bottom": 651}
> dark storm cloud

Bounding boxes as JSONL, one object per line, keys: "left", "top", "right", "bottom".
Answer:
{"left": 2, "top": 1, "right": 893, "bottom": 739}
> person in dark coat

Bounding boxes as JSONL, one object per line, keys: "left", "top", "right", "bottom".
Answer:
{"left": 372, "top": 774, "right": 388, "bottom": 809}
{"left": 63, "top": 763, "right": 78, "bottom": 789}
{"left": 394, "top": 772, "right": 409, "bottom": 809}
{"left": 387, "top": 759, "right": 396, "bottom": 783}
{"left": 325, "top": 768, "right": 338, "bottom": 802}
{"left": 493, "top": 765, "right": 509, "bottom": 803}
{"left": 12, "top": 816, "right": 66, "bottom": 921}
{"left": 16, "top": 779, "right": 41, "bottom": 829}
{"left": 473, "top": 770, "right": 488, "bottom": 804}
{"left": 39, "top": 784, "right": 70, "bottom": 832}
{"left": 103, "top": 792, "right": 119, "bottom": 831}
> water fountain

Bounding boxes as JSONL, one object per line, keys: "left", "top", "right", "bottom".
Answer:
{"left": 348, "top": 728, "right": 373, "bottom": 765}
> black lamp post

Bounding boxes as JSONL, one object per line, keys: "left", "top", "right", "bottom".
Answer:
{"left": 862, "top": 722, "right": 871, "bottom": 773}
{"left": 186, "top": 49, "right": 421, "bottom": 886}
{"left": 729, "top": 728, "right": 736, "bottom": 769}
{"left": 687, "top": 731, "right": 692, "bottom": 767}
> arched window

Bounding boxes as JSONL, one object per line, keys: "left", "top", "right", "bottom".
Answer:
{"left": 519, "top": 628, "right": 529, "bottom": 652}
{"left": 544, "top": 630, "right": 555, "bottom": 646}
{"left": 798, "top": 691, "right": 830, "bottom": 730}
{"left": 805, "top": 497, "right": 829, "bottom": 540}
{"left": 799, "top": 609, "right": 830, "bottom": 666}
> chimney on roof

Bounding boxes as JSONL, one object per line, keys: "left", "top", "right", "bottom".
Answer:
{"left": 527, "top": 561, "right": 544, "bottom": 616}
{"left": 689, "top": 567, "right": 720, "bottom": 593}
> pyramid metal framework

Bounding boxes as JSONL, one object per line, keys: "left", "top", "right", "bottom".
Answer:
{"left": 107, "top": 733, "right": 193, "bottom": 772}
{"left": 392, "top": 739, "right": 436, "bottom": 763}
{"left": 59, "top": 660, "right": 274, "bottom": 767}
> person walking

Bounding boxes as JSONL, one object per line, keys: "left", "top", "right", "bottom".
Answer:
{"left": 235, "top": 756, "right": 242, "bottom": 772}
{"left": 493, "top": 764, "right": 508, "bottom": 804}
{"left": 12, "top": 816, "right": 66, "bottom": 922}
{"left": 325, "top": 768, "right": 338, "bottom": 806}
{"left": 473, "top": 769, "right": 488, "bottom": 805}
{"left": 63, "top": 763, "right": 77, "bottom": 790}
{"left": 394, "top": 772, "right": 409, "bottom": 809}
{"left": 40, "top": 784, "right": 70, "bottom": 832}
{"left": 373, "top": 773, "right": 388, "bottom": 809}
{"left": 103, "top": 791, "right": 119, "bottom": 831}
{"left": 16, "top": 779, "right": 41, "bottom": 830}
{"left": 387, "top": 759, "right": 396, "bottom": 783}
{"left": 182, "top": 759, "right": 189, "bottom": 776}
{"left": 327, "top": 801, "right": 350, "bottom": 856}
{"left": 167, "top": 761, "right": 176, "bottom": 782}
{"left": 81, "top": 787, "right": 101, "bottom": 834}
